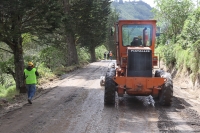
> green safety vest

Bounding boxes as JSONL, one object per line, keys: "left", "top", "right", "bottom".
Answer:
{"left": 24, "top": 68, "right": 37, "bottom": 84}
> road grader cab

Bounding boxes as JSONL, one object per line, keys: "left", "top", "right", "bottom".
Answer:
{"left": 104, "top": 20, "right": 173, "bottom": 106}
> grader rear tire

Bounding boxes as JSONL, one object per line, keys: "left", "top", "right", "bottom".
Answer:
{"left": 104, "top": 68, "right": 116, "bottom": 105}
{"left": 158, "top": 72, "right": 173, "bottom": 106}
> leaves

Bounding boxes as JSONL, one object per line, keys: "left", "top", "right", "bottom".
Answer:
{"left": 153, "top": 0, "right": 194, "bottom": 42}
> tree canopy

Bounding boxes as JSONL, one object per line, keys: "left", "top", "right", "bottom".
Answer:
{"left": 153, "top": 0, "right": 194, "bottom": 42}
{"left": 0, "top": 0, "right": 113, "bottom": 92}
{"left": 71, "top": 0, "right": 111, "bottom": 62}
{"left": 0, "top": 0, "right": 63, "bottom": 92}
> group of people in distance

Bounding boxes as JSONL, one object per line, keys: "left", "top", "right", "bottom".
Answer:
{"left": 104, "top": 51, "right": 113, "bottom": 60}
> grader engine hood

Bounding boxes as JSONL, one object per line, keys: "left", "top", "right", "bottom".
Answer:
{"left": 127, "top": 47, "right": 152, "bottom": 77}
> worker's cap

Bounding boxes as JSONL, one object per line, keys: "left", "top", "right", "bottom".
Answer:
{"left": 28, "top": 62, "right": 34, "bottom": 66}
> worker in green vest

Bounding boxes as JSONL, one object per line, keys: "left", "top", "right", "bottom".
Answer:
{"left": 24, "top": 62, "right": 39, "bottom": 104}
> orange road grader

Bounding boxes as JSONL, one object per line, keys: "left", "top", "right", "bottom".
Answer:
{"left": 104, "top": 20, "right": 173, "bottom": 106}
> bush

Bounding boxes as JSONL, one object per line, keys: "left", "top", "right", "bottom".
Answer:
{"left": 156, "top": 41, "right": 200, "bottom": 85}
{"left": 155, "top": 44, "right": 176, "bottom": 67}
{"left": 77, "top": 46, "right": 90, "bottom": 63}
{"left": 95, "top": 45, "right": 107, "bottom": 60}
{"left": 37, "top": 63, "right": 56, "bottom": 84}
{"left": 0, "top": 85, "right": 18, "bottom": 100}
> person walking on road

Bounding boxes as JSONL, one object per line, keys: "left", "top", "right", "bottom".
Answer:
{"left": 107, "top": 51, "right": 110, "bottom": 60}
{"left": 104, "top": 52, "right": 107, "bottom": 60}
{"left": 24, "top": 62, "right": 39, "bottom": 104}
{"left": 109, "top": 51, "right": 113, "bottom": 60}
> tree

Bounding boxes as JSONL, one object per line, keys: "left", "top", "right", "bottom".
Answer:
{"left": 105, "top": 9, "right": 119, "bottom": 54}
{"left": 153, "top": 0, "right": 193, "bottom": 43}
{"left": 72, "top": 0, "right": 111, "bottom": 62}
{"left": 0, "top": 0, "right": 63, "bottom": 92}
{"left": 181, "top": 8, "right": 200, "bottom": 43}
{"left": 63, "top": 0, "right": 79, "bottom": 66}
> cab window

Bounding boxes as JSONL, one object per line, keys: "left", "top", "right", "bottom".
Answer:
{"left": 122, "top": 24, "right": 153, "bottom": 47}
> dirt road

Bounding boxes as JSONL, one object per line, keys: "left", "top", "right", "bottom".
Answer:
{"left": 0, "top": 61, "right": 200, "bottom": 133}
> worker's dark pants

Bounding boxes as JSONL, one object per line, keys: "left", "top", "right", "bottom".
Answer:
{"left": 26, "top": 84, "right": 36, "bottom": 100}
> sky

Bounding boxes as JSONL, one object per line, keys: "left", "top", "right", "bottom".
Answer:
{"left": 117, "top": 0, "right": 198, "bottom": 8}
{"left": 140, "top": 0, "right": 156, "bottom": 7}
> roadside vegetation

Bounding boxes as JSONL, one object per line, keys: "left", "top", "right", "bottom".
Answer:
{"left": 0, "top": 44, "right": 107, "bottom": 100}
{"left": 1, "top": 0, "right": 200, "bottom": 102}
{"left": 154, "top": 0, "right": 200, "bottom": 86}
{"left": 0, "top": 0, "right": 152, "bottom": 100}
{"left": 0, "top": 0, "right": 117, "bottom": 101}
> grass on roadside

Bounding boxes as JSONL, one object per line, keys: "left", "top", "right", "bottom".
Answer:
{"left": 0, "top": 85, "right": 19, "bottom": 101}
{"left": 0, "top": 44, "right": 108, "bottom": 103}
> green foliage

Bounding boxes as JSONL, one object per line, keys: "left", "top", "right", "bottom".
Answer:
{"left": 0, "top": 86, "right": 6, "bottom": 97}
{"left": 5, "top": 86, "right": 18, "bottom": 98}
{"left": 0, "top": 76, "right": 15, "bottom": 89}
{"left": 39, "top": 46, "right": 67, "bottom": 69}
{"left": 0, "top": 57, "right": 15, "bottom": 81}
{"left": 171, "top": 7, "right": 200, "bottom": 84}
{"left": 153, "top": 1, "right": 200, "bottom": 86}
{"left": 22, "top": 33, "right": 33, "bottom": 46}
{"left": 179, "top": 8, "right": 200, "bottom": 51}
{"left": 104, "top": 9, "right": 118, "bottom": 52}
{"left": 173, "top": 45, "right": 189, "bottom": 70}
{"left": 0, "top": 0, "right": 63, "bottom": 41}
{"left": 0, "top": 85, "right": 18, "bottom": 99}
{"left": 155, "top": 44, "right": 176, "bottom": 67}
{"left": 0, "top": 43, "right": 14, "bottom": 75}
{"left": 156, "top": 34, "right": 168, "bottom": 47}
{"left": 153, "top": 0, "right": 193, "bottom": 42}
{"left": 0, "top": 58, "right": 14, "bottom": 72}
{"left": 77, "top": 46, "right": 90, "bottom": 64}
{"left": 0, "top": 0, "right": 64, "bottom": 91}
{"left": 74, "top": 0, "right": 111, "bottom": 49}
{"left": 24, "top": 51, "right": 41, "bottom": 68}
{"left": 37, "top": 63, "right": 56, "bottom": 84}
{"left": 95, "top": 45, "right": 108, "bottom": 60}
{"left": 156, "top": 42, "right": 199, "bottom": 85}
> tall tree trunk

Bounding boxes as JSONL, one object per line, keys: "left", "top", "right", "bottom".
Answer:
{"left": 13, "top": 41, "right": 26, "bottom": 93}
{"left": 63, "top": 0, "right": 79, "bottom": 66}
{"left": 90, "top": 45, "right": 96, "bottom": 62}
{"left": 66, "top": 34, "right": 78, "bottom": 66}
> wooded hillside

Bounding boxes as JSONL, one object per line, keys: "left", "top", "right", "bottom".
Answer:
{"left": 111, "top": 0, "right": 153, "bottom": 20}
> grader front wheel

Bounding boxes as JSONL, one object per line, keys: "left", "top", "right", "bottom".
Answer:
{"left": 158, "top": 72, "right": 173, "bottom": 106}
{"left": 104, "top": 68, "right": 116, "bottom": 105}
